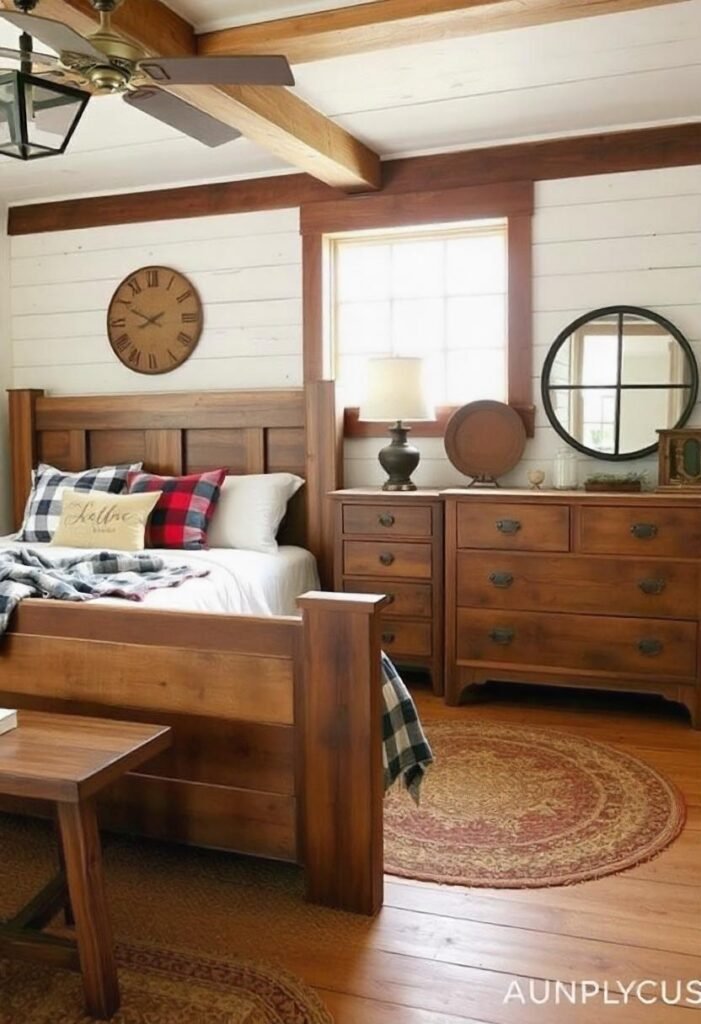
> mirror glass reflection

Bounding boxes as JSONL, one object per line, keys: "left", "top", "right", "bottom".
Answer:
{"left": 542, "top": 308, "right": 698, "bottom": 460}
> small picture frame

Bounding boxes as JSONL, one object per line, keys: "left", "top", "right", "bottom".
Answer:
{"left": 657, "top": 428, "right": 701, "bottom": 490}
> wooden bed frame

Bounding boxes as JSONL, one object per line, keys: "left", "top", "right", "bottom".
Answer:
{"left": 0, "top": 383, "right": 388, "bottom": 916}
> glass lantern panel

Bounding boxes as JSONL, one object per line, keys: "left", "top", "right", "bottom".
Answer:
{"left": 24, "top": 79, "right": 85, "bottom": 152}
{"left": 0, "top": 73, "right": 22, "bottom": 156}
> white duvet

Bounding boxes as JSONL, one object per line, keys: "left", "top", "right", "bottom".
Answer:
{"left": 0, "top": 538, "right": 319, "bottom": 618}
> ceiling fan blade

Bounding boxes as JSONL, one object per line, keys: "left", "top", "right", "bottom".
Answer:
{"left": 0, "top": 45, "right": 60, "bottom": 67}
{"left": 0, "top": 12, "right": 105, "bottom": 62}
{"left": 138, "top": 55, "right": 294, "bottom": 87}
{"left": 124, "top": 89, "right": 241, "bottom": 148}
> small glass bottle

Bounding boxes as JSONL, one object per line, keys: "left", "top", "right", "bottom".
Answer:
{"left": 552, "top": 448, "right": 578, "bottom": 490}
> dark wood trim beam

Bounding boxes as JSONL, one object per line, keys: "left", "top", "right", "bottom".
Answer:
{"left": 381, "top": 122, "right": 701, "bottom": 194}
{"left": 8, "top": 175, "right": 336, "bottom": 235}
{"left": 300, "top": 181, "right": 533, "bottom": 235}
{"left": 197, "top": 0, "right": 687, "bottom": 65}
{"left": 8, "top": 123, "right": 701, "bottom": 236}
{"left": 507, "top": 212, "right": 533, "bottom": 411}
{"left": 0, "top": 0, "right": 381, "bottom": 193}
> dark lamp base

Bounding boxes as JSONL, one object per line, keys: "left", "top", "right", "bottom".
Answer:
{"left": 378, "top": 421, "right": 420, "bottom": 491}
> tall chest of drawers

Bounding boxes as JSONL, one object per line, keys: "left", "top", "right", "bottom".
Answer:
{"left": 330, "top": 489, "right": 444, "bottom": 694}
{"left": 444, "top": 490, "right": 701, "bottom": 728}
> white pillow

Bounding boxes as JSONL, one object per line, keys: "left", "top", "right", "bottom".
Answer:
{"left": 206, "top": 473, "right": 304, "bottom": 553}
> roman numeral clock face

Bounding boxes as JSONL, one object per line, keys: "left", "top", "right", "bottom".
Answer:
{"left": 107, "top": 266, "right": 203, "bottom": 375}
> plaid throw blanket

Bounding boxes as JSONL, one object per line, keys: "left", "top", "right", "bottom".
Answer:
{"left": 0, "top": 548, "right": 209, "bottom": 635}
{"left": 382, "top": 652, "right": 433, "bottom": 800}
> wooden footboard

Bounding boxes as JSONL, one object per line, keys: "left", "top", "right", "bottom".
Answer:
{"left": 0, "top": 591, "right": 387, "bottom": 915}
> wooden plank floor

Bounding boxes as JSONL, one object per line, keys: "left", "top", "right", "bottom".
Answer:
{"left": 3, "top": 682, "right": 699, "bottom": 1023}
{"left": 315, "top": 683, "right": 701, "bottom": 1023}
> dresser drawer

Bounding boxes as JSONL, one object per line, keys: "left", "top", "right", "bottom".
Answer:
{"left": 457, "top": 551, "right": 700, "bottom": 620}
{"left": 380, "top": 619, "right": 432, "bottom": 657}
{"left": 343, "top": 503, "right": 432, "bottom": 538}
{"left": 457, "top": 502, "right": 570, "bottom": 552}
{"left": 578, "top": 505, "right": 701, "bottom": 558}
{"left": 343, "top": 579, "right": 433, "bottom": 618}
{"left": 343, "top": 541, "right": 432, "bottom": 580}
{"left": 456, "top": 608, "right": 697, "bottom": 680}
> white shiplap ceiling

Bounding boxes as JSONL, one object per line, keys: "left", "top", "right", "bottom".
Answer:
{"left": 0, "top": 0, "right": 699, "bottom": 204}
{"left": 165, "top": 0, "right": 372, "bottom": 32}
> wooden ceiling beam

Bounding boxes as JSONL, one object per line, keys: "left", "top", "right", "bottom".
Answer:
{"left": 9, "top": 122, "right": 701, "bottom": 236}
{"left": 198, "top": 0, "right": 689, "bottom": 64}
{"left": 0, "top": 0, "right": 380, "bottom": 192}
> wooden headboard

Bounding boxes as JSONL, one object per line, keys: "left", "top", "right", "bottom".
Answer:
{"left": 7, "top": 383, "right": 342, "bottom": 584}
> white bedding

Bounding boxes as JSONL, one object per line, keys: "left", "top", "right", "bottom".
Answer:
{"left": 0, "top": 538, "right": 319, "bottom": 618}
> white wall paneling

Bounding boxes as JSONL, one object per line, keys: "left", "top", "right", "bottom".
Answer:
{"left": 345, "top": 165, "right": 701, "bottom": 489}
{"left": 6, "top": 165, "right": 701, "bottom": 495}
{"left": 9, "top": 208, "right": 303, "bottom": 396}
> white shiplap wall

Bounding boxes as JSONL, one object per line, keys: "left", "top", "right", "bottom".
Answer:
{"left": 5, "top": 164, "right": 701, "bottom": 497}
{"left": 344, "top": 164, "right": 701, "bottom": 489}
{"left": 9, "top": 207, "right": 303, "bottom": 394}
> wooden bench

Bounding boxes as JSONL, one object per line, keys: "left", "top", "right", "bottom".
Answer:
{"left": 0, "top": 711, "right": 171, "bottom": 1019}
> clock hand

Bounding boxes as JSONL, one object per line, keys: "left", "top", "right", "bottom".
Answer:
{"left": 133, "top": 310, "right": 166, "bottom": 328}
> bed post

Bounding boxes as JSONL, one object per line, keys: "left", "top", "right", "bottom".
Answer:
{"left": 7, "top": 389, "right": 43, "bottom": 531}
{"left": 297, "top": 591, "right": 389, "bottom": 916}
{"left": 305, "top": 381, "right": 343, "bottom": 589}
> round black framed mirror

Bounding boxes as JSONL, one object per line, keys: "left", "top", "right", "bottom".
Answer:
{"left": 541, "top": 306, "right": 698, "bottom": 461}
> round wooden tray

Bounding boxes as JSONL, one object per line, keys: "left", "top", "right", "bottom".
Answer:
{"left": 444, "top": 400, "right": 527, "bottom": 482}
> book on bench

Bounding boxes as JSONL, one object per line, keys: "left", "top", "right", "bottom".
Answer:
{"left": 0, "top": 709, "right": 18, "bottom": 735}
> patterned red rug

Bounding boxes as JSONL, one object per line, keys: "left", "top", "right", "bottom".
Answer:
{"left": 385, "top": 721, "right": 686, "bottom": 888}
{"left": 0, "top": 942, "right": 333, "bottom": 1023}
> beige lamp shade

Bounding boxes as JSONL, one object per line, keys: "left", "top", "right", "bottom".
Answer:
{"left": 359, "top": 357, "right": 435, "bottom": 422}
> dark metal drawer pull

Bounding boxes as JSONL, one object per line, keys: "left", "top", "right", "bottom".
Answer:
{"left": 638, "top": 638, "right": 663, "bottom": 657}
{"left": 489, "top": 571, "right": 514, "bottom": 589}
{"left": 489, "top": 627, "right": 515, "bottom": 646}
{"left": 382, "top": 632, "right": 396, "bottom": 644}
{"left": 379, "top": 513, "right": 395, "bottom": 528}
{"left": 379, "top": 552, "right": 395, "bottom": 566}
{"left": 496, "top": 519, "right": 521, "bottom": 535}
{"left": 638, "top": 578, "right": 666, "bottom": 595}
{"left": 631, "top": 522, "right": 658, "bottom": 540}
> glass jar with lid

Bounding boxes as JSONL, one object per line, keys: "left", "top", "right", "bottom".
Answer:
{"left": 552, "top": 448, "right": 578, "bottom": 489}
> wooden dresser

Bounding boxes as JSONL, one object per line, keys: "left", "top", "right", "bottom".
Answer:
{"left": 444, "top": 489, "right": 701, "bottom": 727}
{"left": 330, "top": 489, "right": 444, "bottom": 694}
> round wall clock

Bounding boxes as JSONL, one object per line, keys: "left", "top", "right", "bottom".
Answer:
{"left": 107, "top": 265, "right": 203, "bottom": 375}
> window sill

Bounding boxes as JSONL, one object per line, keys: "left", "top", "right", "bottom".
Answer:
{"left": 344, "top": 404, "right": 535, "bottom": 439}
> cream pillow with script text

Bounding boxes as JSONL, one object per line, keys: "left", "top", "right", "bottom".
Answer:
{"left": 51, "top": 489, "right": 162, "bottom": 551}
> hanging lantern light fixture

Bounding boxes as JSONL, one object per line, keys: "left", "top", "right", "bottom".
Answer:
{"left": 0, "top": 0, "right": 90, "bottom": 161}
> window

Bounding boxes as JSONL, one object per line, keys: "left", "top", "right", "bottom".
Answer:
{"left": 300, "top": 180, "right": 534, "bottom": 434}
{"left": 330, "top": 220, "right": 508, "bottom": 409}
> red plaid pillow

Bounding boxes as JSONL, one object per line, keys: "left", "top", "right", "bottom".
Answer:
{"left": 127, "top": 469, "right": 226, "bottom": 550}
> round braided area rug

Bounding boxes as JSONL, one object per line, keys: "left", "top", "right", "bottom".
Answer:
{"left": 384, "top": 721, "right": 686, "bottom": 888}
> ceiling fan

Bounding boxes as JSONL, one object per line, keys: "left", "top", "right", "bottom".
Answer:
{"left": 0, "top": 0, "right": 296, "bottom": 147}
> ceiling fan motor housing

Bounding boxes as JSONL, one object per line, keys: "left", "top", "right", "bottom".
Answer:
{"left": 90, "top": 0, "right": 126, "bottom": 11}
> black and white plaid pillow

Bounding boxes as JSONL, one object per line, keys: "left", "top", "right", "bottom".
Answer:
{"left": 20, "top": 462, "right": 143, "bottom": 543}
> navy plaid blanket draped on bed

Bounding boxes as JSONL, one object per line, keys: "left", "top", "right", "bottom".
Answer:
{"left": 0, "top": 547, "right": 432, "bottom": 798}
{"left": 0, "top": 548, "right": 208, "bottom": 635}
{"left": 381, "top": 652, "right": 433, "bottom": 800}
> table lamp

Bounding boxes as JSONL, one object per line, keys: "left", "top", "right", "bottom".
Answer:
{"left": 359, "top": 356, "right": 435, "bottom": 491}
